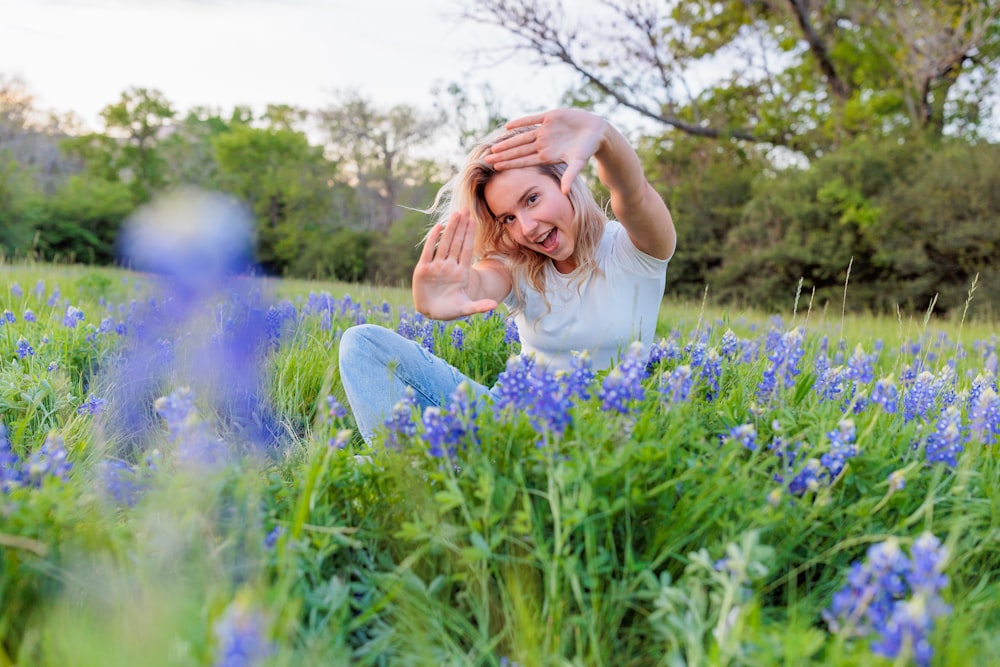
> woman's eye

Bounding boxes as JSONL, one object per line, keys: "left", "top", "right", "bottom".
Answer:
{"left": 502, "top": 215, "right": 516, "bottom": 225}
{"left": 527, "top": 193, "right": 539, "bottom": 204}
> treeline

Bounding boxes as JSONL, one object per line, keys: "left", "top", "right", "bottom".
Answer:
{"left": 0, "top": 56, "right": 1000, "bottom": 315}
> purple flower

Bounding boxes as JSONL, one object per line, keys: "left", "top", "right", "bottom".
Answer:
{"left": 23, "top": 309, "right": 36, "bottom": 323}
{"left": 383, "top": 388, "right": 418, "bottom": 447}
{"left": 820, "top": 419, "right": 858, "bottom": 478}
{"left": 599, "top": 342, "right": 646, "bottom": 414}
{"left": 77, "top": 394, "right": 106, "bottom": 415}
{"left": 871, "top": 377, "right": 899, "bottom": 414}
{"left": 0, "top": 425, "right": 24, "bottom": 491}
{"left": 212, "top": 599, "right": 274, "bottom": 667}
{"left": 450, "top": 325, "right": 465, "bottom": 351}
{"left": 660, "top": 364, "right": 694, "bottom": 404}
{"left": 727, "top": 423, "right": 758, "bottom": 451}
{"left": 923, "top": 406, "right": 964, "bottom": 467}
{"left": 62, "top": 305, "right": 85, "bottom": 328}
{"left": 757, "top": 327, "right": 806, "bottom": 403}
{"left": 15, "top": 337, "right": 34, "bottom": 358}
{"left": 903, "top": 371, "right": 941, "bottom": 423}
{"left": 25, "top": 433, "right": 73, "bottom": 486}
{"left": 326, "top": 396, "right": 347, "bottom": 420}
{"left": 2, "top": 309, "right": 15, "bottom": 324}
{"left": 968, "top": 385, "right": 1000, "bottom": 446}
{"left": 788, "top": 458, "right": 822, "bottom": 495}
{"left": 503, "top": 317, "right": 520, "bottom": 345}
{"left": 825, "top": 534, "right": 949, "bottom": 667}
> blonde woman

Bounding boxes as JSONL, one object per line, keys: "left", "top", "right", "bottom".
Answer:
{"left": 339, "top": 108, "right": 675, "bottom": 444}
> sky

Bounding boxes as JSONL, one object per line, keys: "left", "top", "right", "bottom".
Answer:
{"left": 0, "top": 0, "right": 577, "bottom": 131}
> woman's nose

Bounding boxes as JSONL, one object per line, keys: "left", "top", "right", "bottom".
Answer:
{"left": 518, "top": 215, "right": 539, "bottom": 237}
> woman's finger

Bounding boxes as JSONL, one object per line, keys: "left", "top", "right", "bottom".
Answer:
{"left": 437, "top": 211, "right": 463, "bottom": 259}
{"left": 458, "top": 214, "right": 477, "bottom": 266}
{"left": 419, "top": 223, "right": 443, "bottom": 263}
{"left": 506, "top": 112, "right": 545, "bottom": 130}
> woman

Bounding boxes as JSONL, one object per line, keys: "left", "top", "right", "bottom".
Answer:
{"left": 339, "top": 108, "right": 675, "bottom": 445}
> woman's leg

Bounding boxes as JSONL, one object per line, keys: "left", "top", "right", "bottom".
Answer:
{"left": 338, "top": 323, "right": 489, "bottom": 445}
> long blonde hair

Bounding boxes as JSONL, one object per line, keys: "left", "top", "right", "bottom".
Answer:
{"left": 429, "top": 124, "right": 608, "bottom": 313}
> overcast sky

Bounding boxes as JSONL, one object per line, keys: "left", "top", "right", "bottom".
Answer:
{"left": 0, "top": 0, "right": 577, "bottom": 130}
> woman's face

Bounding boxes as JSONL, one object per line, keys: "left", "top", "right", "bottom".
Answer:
{"left": 483, "top": 167, "right": 578, "bottom": 273}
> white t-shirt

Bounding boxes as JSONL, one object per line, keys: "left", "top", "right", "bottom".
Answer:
{"left": 501, "top": 220, "right": 670, "bottom": 372}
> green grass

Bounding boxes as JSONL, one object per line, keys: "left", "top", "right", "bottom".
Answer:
{"left": 1, "top": 261, "right": 998, "bottom": 666}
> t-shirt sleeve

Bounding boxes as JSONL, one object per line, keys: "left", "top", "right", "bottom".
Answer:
{"left": 607, "top": 221, "right": 671, "bottom": 277}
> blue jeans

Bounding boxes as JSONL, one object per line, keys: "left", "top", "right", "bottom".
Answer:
{"left": 338, "top": 324, "right": 494, "bottom": 445}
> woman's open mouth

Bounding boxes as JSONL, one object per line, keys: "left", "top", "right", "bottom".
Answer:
{"left": 539, "top": 228, "right": 559, "bottom": 252}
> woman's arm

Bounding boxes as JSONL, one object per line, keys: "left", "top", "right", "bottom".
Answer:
{"left": 412, "top": 209, "right": 512, "bottom": 321}
{"left": 485, "top": 109, "right": 676, "bottom": 260}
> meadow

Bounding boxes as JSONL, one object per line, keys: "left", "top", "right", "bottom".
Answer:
{"left": 1, "top": 259, "right": 998, "bottom": 667}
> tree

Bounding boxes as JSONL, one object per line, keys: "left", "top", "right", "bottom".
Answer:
{"left": 61, "top": 87, "right": 176, "bottom": 202}
{"left": 461, "top": 0, "right": 1000, "bottom": 158}
{"left": 316, "top": 92, "right": 444, "bottom": 231}
{"left": 213, "top": 124, "right": 336, "bottom": 274}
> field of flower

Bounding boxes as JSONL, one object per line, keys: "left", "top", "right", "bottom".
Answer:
{"left": 1, "top": 260, "right": 999, "bottom": 667}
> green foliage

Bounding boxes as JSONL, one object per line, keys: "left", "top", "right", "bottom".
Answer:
{"left": 213, "top": 125, "right": 336, "bottom": 275}
{"left": 3, "top": 263, "right": 1000, "bottom": 665}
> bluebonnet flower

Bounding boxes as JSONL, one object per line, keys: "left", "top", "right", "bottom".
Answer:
{"left": 969, "top": 386, "right": 999, "bottom": 446}
{"left": 871, "top": 377, "right": 899, "bottom": 414}
{"left": 46, "top": 361, "right": 58, "bottom": 372}
{"left": 383, "top": 388, "right": 418, "bottom": 448}
{"left": 99, "top": 316, "right": 116, "bottom": 334}
{"left": 11, "top": 283, "right": 22, "bottom": 298}
{"left": 62, "top": 305, "right": 85, "bottom": 328}
{"left": 699, "top": 348, "right": 723, "bottom": 401}
{"left": 599, "top": 342, "right": 647, "bottom": 414}
{"left": 397, "top": 316, "right": 417, "bottom": 341}
{"left": 100, "top": 459, "right": 152, "bottom": 507}
{"left": 450, "top": 325, "right": 465, "bottom": 351}
{"left": 820, "top": 419, "right": 858, "bottom": 478}
{"left": 503, "top": 317, "right": 520, "bottom": 345}
{"left": 25, "top": 433, "right": 73, "bottom": 486}
{"left": 824, "top": 534, "right": 949, "bottom": 667}
{"left": 326, "top": 396, "right": 347, "bottom": 420}
{"left": 720, "top": 329, "right": 739, "bottom": 358}
{"left": 493, "top": 355, "right": 574, "bottom": 440}
{"left": 0, "top": 425, "right": 23, "bottom": 491}
{"left": 421, "top": 384, "right": 479, "bottom": 458}
{"left": 757, "top": 327, "right": 806, "bottom": 403}
{"left": 845, "top": 344, "right": 877, "bottom": 384}
{"left": 2, "top": 309, "right": 15, "bottom": 324}
{"left": 154, "top": 388, "right": 227, "bottom": 466}
{"left": 417, "top": 318, "right": 436, "bottom": 352}
{"left": 903, "top": 371, "right": 941, "bottom": 423}
{"left": 644, "top": 337, "right": 672, "bottom": 374}
{"left": 47, "top": 286, "right": 60, "bottom": 307}
{"left": 212, "top": 597, "right": 274, "bottom": 667}
{"left": 887, "top": 469, "right": 906, "bottom": 491}
{"left": 23, "top": 308, "right": 36, "bottom": 323}
{"left": 813, "top": 365, "right": 846, "bottom": 402}
{"left": 565, "top": 351, "right": 595, "bottom": 401}
{"left": 319, "top": 309, "right": 332, "bottom": 331}
{"left": 264, "top": 526, "right": 283, "bottom": 549}
{"left": 34, "top": 279, "right": 45, "bottom": 297}
{"left": 77, "top": 394, "right": 106, "bottom": 416}
{"left": 15, "top": 337, "right": 34, "bottom": 358}
{"left": 788, "top": 458, "right": 823, "bottom": 495}
{"left": 660, "top": 365, "right": 694, "bottom": 404}
{"left": 493, "top": 355, "right": 536, "bottom": 414}
{"left": 923, "top": 406, "right": 964, "bottom": 467}
{"left": 328, "top": 429, "right": 352, "bottom": 449}
{"left": 727, "top": 423, "right": 758, "bottom": 451}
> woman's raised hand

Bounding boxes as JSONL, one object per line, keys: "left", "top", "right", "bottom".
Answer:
{"left": 412, "top": 209, "right": 499, "bottom": 321}
{"left": 483, "top": 108, "right": 609, "bottom": 194}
